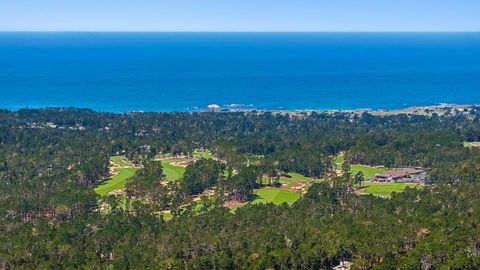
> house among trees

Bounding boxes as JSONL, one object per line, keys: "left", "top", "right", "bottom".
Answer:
{"left": 371, "top": 168, "right": 426, "bottom": 183}
{"left": 332, "top": 261, "right": 352, "bottom": 270}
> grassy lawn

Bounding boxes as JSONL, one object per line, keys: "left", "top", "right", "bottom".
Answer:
{"left": 110, "top": 156, "right": 132, "bottom": 167}
{"left": 162, "top": 211, "right": 173, "bottom": 220}
{"left": 161, "top": 160, "right": 186, "bottom": 181}
{"left": 336, "top": 154, "right": 387, "bottom": 179}
{"left": 261, "top": 176, "right": 306, "bottom": 187}
{"left": 279, "top": 179, "right": 297, "bottom": 187}
{"left": 360, "top": 182, "right": 421, "bottom": 197}
{"left": 335, "top": 154, "right": 345, "bottom": 169}
{"left": 464, "top": 142, "right": 480, "bottom": 148}
{"left": 193, "top": 149, "right": 213, "bottom": 159}
{"left": 286, "top": 172, "right": 314, "bottom": 181}
{"left": 351, "top": 165, "right": 387, "bottom": 180}
{"left": 95, "top": 156, "right": 138, "bottom": 196}
{"left": 252, "top": 189, "right": 300, "bottom": 205}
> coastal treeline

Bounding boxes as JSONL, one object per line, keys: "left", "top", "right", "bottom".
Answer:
{"left": 1, "top": 107, "right": 480, "bottom": 268}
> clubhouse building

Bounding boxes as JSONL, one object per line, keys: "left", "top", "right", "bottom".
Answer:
{"left": 371, "top": 168, "right": 426, "bottom": 183}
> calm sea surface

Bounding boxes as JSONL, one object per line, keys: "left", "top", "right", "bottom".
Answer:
{"left": 1, "top": 32, "right": 479, "bottom": 112}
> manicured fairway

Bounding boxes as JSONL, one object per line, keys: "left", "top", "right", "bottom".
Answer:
{"left": 95, "top": 157, "right": 138, "bottom": 196}
{"left": 360, "top": 183, "right": 421, "bottom": 197}
{"left": 252, "top": 189, "right": 300, "bottom": 205}
{"left": 336, "top": 154, "right": 387, "bottom": 179}
{"left": 279, "top": 178, "right": 297, "bottom": 187}
{"left": 287, "top": 172, "right": 314, "bottom": 181}
{"left": 193, "top": 150, "right": 213, "bottom": 159}
{"left": 110, "top": 156, "right": 132, "bottom": 167}
{"left": 161, "top": 160, "right": 186, "bottom": 181}
{"left": 351, "top": 165, "right": 387, "bottom": 180}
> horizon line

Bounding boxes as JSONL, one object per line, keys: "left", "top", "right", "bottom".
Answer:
{"left": 0, "top": 30, "right": 479, "bottom": 34}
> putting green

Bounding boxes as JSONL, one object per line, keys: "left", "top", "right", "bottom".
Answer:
{"left": 161, "top": 160, "right": 186, "bottom": 181}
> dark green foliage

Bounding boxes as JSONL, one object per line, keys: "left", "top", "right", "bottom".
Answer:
{"left": 1, "top": 108, "right": 480, "bottom": 268}
{"left": 225, "top": 166, "right": 260, "bottom": 201}
{"left": 181, "top": 159, "right": 225, "bottom": 195}
{"left": 3, "top": 183, "right": 480, "bottom": 269}
{"left": 354, "top": 171, "right": 365, "bottom": 186}
{"left": 125, "top": 160, "right": 171, "bottom": 211}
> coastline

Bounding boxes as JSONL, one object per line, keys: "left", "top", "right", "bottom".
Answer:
{"left": 203, "top": 103, "right": 478, "bottom": 116}
{"left": 3, "top": 103, "right": 478, "bottom": 116}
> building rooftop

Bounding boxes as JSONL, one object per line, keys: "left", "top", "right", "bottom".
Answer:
{"left": 376, "top": 168, "right": 425, "bottom": 179}
{"left": 333, "top": 261, "right": 353, "bottom": 270}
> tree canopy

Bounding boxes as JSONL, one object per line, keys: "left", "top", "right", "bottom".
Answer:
{"left": 1, "top": 107, "right": 480, "bottom": 268}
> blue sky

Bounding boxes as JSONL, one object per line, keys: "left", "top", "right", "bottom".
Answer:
{"left": 1, "top": 0, "right": 479, "bottom": 32}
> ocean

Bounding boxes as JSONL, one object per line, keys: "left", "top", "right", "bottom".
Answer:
{"left": 1, "top": 32, "right": 479, "bottom": 112}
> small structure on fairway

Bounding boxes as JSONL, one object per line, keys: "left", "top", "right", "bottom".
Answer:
{"left": 371, "top": 168, "right": 426, "bottom": 183}
{"left": 332, "top": 261, "right": 352, "bottom": 270}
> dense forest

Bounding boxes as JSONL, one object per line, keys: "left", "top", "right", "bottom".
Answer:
{"left": 2, "top": 107, "right": 480, "bottom": 269}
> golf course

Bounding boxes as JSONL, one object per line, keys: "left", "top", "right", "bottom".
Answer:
{"left": 252, "top": 188, "right": 300, "bottom": 205}
{"left": 335, "top": 154, "right": 388, "bottom": 179}
{"left": 95, "top": 156, "right": 138, "bottom": 196}
{"left": 357, "top": 182, "right": 422, "bottom": 197}
{"left": 161, "top": 160, "right": 186, "bottom": 181}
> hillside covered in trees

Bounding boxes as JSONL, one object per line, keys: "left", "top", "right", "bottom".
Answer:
{"left": 2, "top": 107, "right": 480, "bottom": 269}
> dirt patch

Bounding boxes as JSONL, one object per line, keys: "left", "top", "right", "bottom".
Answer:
{"left": 354, "top": 187, "right": 368, "bottom": 195}
{"left": 278, "top": 177, "right": 311, "bottom": 193}
{"left": 170, "top": 160, "right": 193, "bottom": 167}
{"left": 192, "top": 189, "right": 216, "bottom": 201}
{"left": 157, "top": 155, "right": 188, "bottom": 161}
{"left": 224, "top": 200, "right": 247, "bottom": 209}
{"left": 108, "top": 189, "right": 125, "bottom": 196}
